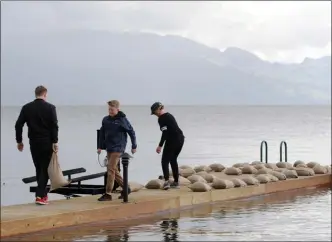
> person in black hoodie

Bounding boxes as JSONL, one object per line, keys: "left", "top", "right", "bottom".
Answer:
{"left": 150, "top": 102, "right": 184, "bottom": 190}
{"left": 97, "top": 100, "right": 137, "bottom": 201}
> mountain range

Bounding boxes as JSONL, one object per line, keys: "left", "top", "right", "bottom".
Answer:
{"left": 1, "top": 30, "right": 331, "bottom": 105}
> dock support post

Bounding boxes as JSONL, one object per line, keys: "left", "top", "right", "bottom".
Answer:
{"left": 121, "top": 153, "right": 133, "bottom": 203}
{"left": 260, "top": 140, "right": 268, "bottom": 163}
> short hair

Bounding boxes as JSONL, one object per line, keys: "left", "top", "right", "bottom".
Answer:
{"left": 107, "top": 100, "right": 120, "bottom": 108}
{"left": 35, "top": 85, "right": 47, "bottom": 97}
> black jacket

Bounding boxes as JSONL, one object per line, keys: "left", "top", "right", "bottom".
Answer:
{"left": 15, "top": 99, "right": 59, "bottom": 144}
{"left": 98, "top": 111, "right": 137, "bottom": 153}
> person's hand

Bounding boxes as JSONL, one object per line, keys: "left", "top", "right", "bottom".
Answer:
{"left": 97, "top": 148, "right": 102, "bottom": 154}
{"left": 17, "top": 143, "right": 24, "bottom": 152}
{"left": 131, "top": 149, "right": 137, "bottom": 154}
{"left": 156, "top": 146, "right": 162, "bottom": 154}
{"left": 53, "top": 143, "right": 59, "bottom": 153}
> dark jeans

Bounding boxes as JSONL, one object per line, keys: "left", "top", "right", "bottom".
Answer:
{"left": 30, "top": 142, "right": 53, "bottom": 198}
{"left": 161, "top": 137, "right": 184, "bottom": 183}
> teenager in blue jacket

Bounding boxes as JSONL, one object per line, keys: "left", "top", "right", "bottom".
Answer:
{"left": 97, "top": 100, "right": 137, "bottom": 201}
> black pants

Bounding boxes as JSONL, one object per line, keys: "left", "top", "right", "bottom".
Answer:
{"left": 161, "top": 138, "right": 184, "bottom": 182}
{"left": 30, "top": 142, "right": 53, "bottom": 198}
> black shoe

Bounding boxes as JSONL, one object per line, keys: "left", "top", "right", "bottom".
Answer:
{"left": 170, "top": 181, "right": 179, "bottom": 189}
{"left": 163, "top": 181, "right": 171, "bottom": 190}
{"left": 118, "top": 187, "right": 131, "bottom": 199}
{"left": 98, "top": 194, "right": 112, "bottom": 201}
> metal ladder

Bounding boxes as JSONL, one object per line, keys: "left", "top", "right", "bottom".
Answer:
{"left": 260, "top": 140, "right": 288, "bottom": 163}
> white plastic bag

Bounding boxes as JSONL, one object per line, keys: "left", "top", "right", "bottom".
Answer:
{"left": 47, "top": 152, "right": 70, "bottom": 191}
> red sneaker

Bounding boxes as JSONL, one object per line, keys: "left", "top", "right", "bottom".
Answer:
{"left": 35, "top": 197, "right": 48, "bottom": 205}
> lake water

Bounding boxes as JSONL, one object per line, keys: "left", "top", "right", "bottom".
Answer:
{"left": 1, "top": 105, "right": 331, "bottom": 240}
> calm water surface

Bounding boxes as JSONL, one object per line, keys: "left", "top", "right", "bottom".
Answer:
{"left": 1, "top": 106, "right": 331, "bottom": 241}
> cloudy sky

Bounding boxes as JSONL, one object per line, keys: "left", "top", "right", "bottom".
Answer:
{"left": 2, "top": 1, "right": 331, "bottom": 63}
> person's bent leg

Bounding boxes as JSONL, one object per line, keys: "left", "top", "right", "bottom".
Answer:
{"left": 161, "top": 146, "right": 172, "bottom": 190}
{"left": 39, "top": 145, "right": 53, "bottom": 199}
{"left": 170, "top": 139, "right": 184, "bottom": 187}
{"left": 161, "top": 147, "right": 171, "bottom": 181}
{"left": 113, "top": 154, "right": 123, "bottom": 187}
{"left": 30, "top": 146, "right": 41, "bottom": 198}
{"left": 99, "top": 152, "right": 120, "bottom": 201}
{"left": 31, "top": 142, "right": 52, "bottom": 204}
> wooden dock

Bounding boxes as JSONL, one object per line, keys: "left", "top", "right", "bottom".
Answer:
{"left": 1, "top": 172, "right": 331, "bottom": 238}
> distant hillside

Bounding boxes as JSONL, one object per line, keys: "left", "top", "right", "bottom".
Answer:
{"left": 1, "top": 30, "right": 330, "bottom": 105}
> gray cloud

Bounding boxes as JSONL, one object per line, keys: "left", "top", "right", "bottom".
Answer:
{"left": 1, "top": 1, "right": 331, "bottom": 62}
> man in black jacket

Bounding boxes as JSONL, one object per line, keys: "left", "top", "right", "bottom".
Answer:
{"left": 151, "top": 102, "right": 185, "bottom": 190}
{"left": 15, "top": 85, "right": 59, "bottom": 205}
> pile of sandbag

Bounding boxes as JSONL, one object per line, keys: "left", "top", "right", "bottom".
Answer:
{"left": 145, "top": 160, "right": 330, "bottom": 192}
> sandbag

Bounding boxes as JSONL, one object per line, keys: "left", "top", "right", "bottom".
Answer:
{"left": 313, "top": 165, "right": 327, "bottom": 174}
{"left": 231, "top": 178, "right": 247, "bottom": 187}
{"left": 196, "top": 171, "right": 208, "bottom": 176}
{"left": 265, "top": 163, "right": 278, "bottom": 170}
{"left": 189, "top": 182, "right": 211, "bottom": 192}
{"left": 307, "top": 162, "right": 319, "bottom": 168}
{"left": 270, "top": 171, "right": 286, "bottom": 180}
{"left": 233, "top": 163, "right": 245, "bottom": 168}
{"left": 196, "top": 172, "right": 215, "bottom": 183}
{"left": 256, "top": 174, "right": 270, "bottom": 184}
{"left": 194, "top": 165, "right": 210, "bottom": 173}
{"left": 180, "top": 168, "right": 196, "bottom": 178}
{"left": 180, "top": 165, "right": 192, "bottom": 170}
{"left": 145, "top": 179, "right": 163, "bottom": 189}
{"left": 241, "top": 165, "right": 258, "bottom": 174}
{"left": 251, "top": 161, "right": 263, "bottom": 165}
{"left": 295, "top": 168, "right": 315, "bottom": 176}
{"left": 256, "top": 168, "right": 271, "bottom": 175}
{"left": 205, "top": 166, "right": 213, "bottom": 172}
{"left": 211, "top": 179, "right": 234, "bottom": 189}
{"left": 325, "top": 165, "right": 331, "bottom": 174}
{"left": 118, "top": 182, "right": 144, "bottom": 192}
{"left": 253, "top": 164, "right": 266, "bottom": 170}
{"left": 209, "top": 163, "right": 225, "bottom": 172}
{"left": 47, "top": 152, "right": 70, "bottom": 191}
{"left": 294, "top": 160, "right": 305, "bottom": 167}
{"left": 266, "top": 174, "right": 279, "bottom": 182}
{"left": 240, "top": 177, "right": 259, "bottom": 186}
{"left": 296, "top": 163, "right": 307, "bottom": 168}
{"left": 187, "top": 175, "right": 207, "bottom": 184}
{"left": 274, "top": 168, "right": 285, "bottom": 173}
{"left": 224, "top": 167, "right": 242, "bottom": 175}
{"left": 276, "top": 162, "right": 292, "bottom": 169}
{"left": 283, "top": 170, "right": 298, "bottom": 179}
{"left": 168, "top": 176, "right": 192, "bottom": 186}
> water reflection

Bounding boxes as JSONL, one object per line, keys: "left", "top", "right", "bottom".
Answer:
{"left": 160, "top": 219, "right": 179, "bottom": 242}
{"left": 105, "top": 229, "right": 129, "bottom": 242}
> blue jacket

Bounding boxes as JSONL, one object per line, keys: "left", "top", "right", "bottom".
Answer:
{"left": 98, "top": 111, "right": 137, "bottom": 153}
